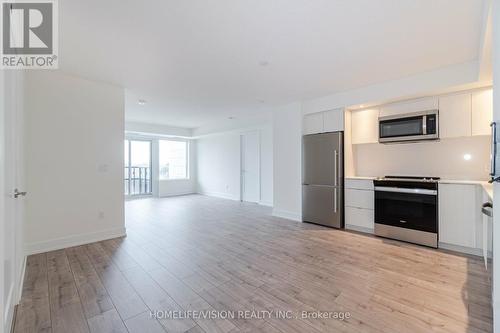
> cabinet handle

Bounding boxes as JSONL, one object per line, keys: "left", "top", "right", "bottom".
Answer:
{"left": 482, "top": 202, "right": 493, "bottom": 217}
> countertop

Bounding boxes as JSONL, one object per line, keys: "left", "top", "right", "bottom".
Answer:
{"left": 345, "top": 176, "right": 493, "bottom": 200}
{"left": 481, "top": 183, "right": 493, "bottom": 201}
{"left": 345, "top": 176, "right": 377, "bottom": 180}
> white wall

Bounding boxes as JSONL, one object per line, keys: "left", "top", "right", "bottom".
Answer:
{"left": 197, "top": 133, "right": 241, "bottom": 200}
{"left": 196, "top": 124, "right": 273, "bottom": 204}
{"left": 354, "top": 136, "right": 491, "bottom": 180}
{"left": 24, "top": 71, "right": 126, "bottom": 254}
{"left": 260, "top": 124, "right": 274, "bottom": 206}
{"left": 272, "top": 103, "right": 302, "bottom": 221}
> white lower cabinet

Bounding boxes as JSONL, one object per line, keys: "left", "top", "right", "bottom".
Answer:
{"left": 345, "top": 207, "right": 374, "bottom": 231}
{"left": 345, "top": 179, "right": 374, "bottom": 191}
{"left": 345, "top": 179, "right": 374, "bottom": 232}
{"left": 345, "top": 188, "right": 374, "bottom": 210}
{"left": 344, "top": 179, "right": 490, "bottom": 258}
{"left": 438, "top": 183, "right": 482, "bottom": 249}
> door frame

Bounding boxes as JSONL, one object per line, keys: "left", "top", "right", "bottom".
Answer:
{"left": 1, "top": 70, "right": 26, "bottom": 333}
{"left": 240, "top": 130, "right": 261, "bottom": 203}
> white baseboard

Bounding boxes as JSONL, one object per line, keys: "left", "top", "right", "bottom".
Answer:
{"left": 198, "top": 191, "right": 240, "bottom": 201}
{"left": 3, "top": 253, "right": 27, "bottom": 333}
{"left": 24, "top": 227, "right": 127, "bottom": 255}
{"left": 16, "top": 256, "right": 27, "bottom": 303}
{"left": 272, "top": 209, "right": 301, "bottom": 222}
{"left": 259, "top": 201, "right": 273, "bottom": 207}
{"left": 4, "top": 284, "right": 15, "bottom": 333}
{"left": 159, "top": 191, "right": 196, "bottom": 198}
{"left": 345, "top": 224, "right": 374, "bottom": 234}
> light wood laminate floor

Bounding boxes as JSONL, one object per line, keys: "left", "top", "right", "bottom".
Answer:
{"left": 14, "top": 195, "right": 492, "bottom": 333}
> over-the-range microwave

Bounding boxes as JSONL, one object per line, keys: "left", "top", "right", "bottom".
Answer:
{"left": 378, "top": 110, "right": 439, "bottom": 143}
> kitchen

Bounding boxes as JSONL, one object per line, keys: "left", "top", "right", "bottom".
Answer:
{"left": 302, "top": 87, "right": 494, "bottom": 266}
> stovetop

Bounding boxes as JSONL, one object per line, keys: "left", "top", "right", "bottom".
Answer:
{"left": 376, "top": 175, "right": 441, "bottom": 183}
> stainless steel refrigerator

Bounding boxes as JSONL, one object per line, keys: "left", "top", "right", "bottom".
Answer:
{"left": 302, "top": 132, "right": 344, "bottom": 228}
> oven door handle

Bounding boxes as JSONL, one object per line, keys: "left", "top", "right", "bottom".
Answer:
{"left": 374, "top": 186, "right": 437, "bottom": 195}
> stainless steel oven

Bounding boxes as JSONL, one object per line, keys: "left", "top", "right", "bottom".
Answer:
{"left": 379, "top": 110, "right": 438, "bottom": 143}
{"left": 374, "top": 176, "right": 438, "bottom": 248}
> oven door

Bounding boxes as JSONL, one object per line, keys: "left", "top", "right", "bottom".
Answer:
{"left": 374, "top": 187, "right": 437, "bottom": 233}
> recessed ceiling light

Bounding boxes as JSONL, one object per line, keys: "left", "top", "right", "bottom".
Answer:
{"left": 258, "top": 99, "right": 265, "bottom": 104}
{"left": 463, "top": 154, "right": 472, "bottom": 161}
{"left": 138, "top": 99, "right": 147, "bottom": 105}
{"left": 259, "top": 60, "right": 269, "bottom": 67}
{"left": 228, "top": 116, "right": 235, "bottom": 120}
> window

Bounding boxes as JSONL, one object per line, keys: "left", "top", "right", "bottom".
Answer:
{"left": 124, "top": 139, "right": 152, "bottom": 195}
{"left": 159, "top": 140, "right": 188, "bottom": 180}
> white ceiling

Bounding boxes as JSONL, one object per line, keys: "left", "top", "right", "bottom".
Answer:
{"left": 59, "top": 0, "right": 487, "bottom": 129}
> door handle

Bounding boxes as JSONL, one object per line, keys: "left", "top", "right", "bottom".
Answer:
{"left": 14, "top": 189, "right": 27, "bottom": 198}
{"left": 334, "top": 150, "right": 338, "bottom": 186}
{"left": 333, "top": 188, "right": 337, "bottom": 213}
{"left": 489, "top": 122, "right": 499, "bottom": 183}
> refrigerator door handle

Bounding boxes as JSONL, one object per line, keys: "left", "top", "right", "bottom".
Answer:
{"left": 489, "top": 122, "right": 500, "bottom": 183}
{"left": 333, "top": 188, "right": 337, "bottom": 213}
{"left": 334, "top": 150, "right": 338, "bottom": 186}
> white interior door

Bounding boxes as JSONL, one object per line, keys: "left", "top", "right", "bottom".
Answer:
{"left": 1, "top": 70, "right": 25, "bottom": 333}
{"left": 241, "top": 131, "right": 260, "bottom": 203}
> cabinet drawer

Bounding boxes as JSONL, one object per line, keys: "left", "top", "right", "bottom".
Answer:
{"left": 346, "top": 207, "right": 374, "bottom": 230}
{"left": 345, "top": 179, "right": 374, "bottom": 190}
{"left": 345, "top": 189, "right": 374, "bottom": 210}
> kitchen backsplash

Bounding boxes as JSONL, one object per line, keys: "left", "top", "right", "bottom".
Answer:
{"left": 353, "top": 135, "right": 491, "bottom": 180}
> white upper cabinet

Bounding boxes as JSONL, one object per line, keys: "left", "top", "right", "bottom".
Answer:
{"left": 379, "top": 97, "right": 438, "bottom": 117}
{"left": 471, "top": 89, "right": 493, "bottom": 136}
{"left": 303, "top": 112, "right": 324, "bottom": 135}
{"left": 303, "top": 109, "right": 344, "bottom": 135}
{"left": 351, "top": 108, "right": 379, "bottom": 144}
{"left": 323, "top": 109, "right": 345, "bottom": 132}
{"left": 439, "top": 92, "right": 471, "bottom": 138}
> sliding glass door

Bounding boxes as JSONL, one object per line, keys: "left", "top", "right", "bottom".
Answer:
{"left": 124, "top": 139, "right": 152, "bottom": 196}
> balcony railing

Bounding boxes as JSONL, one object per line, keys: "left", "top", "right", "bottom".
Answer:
{"left": 125, "top": 166, "right": 152, "bottom": 195}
